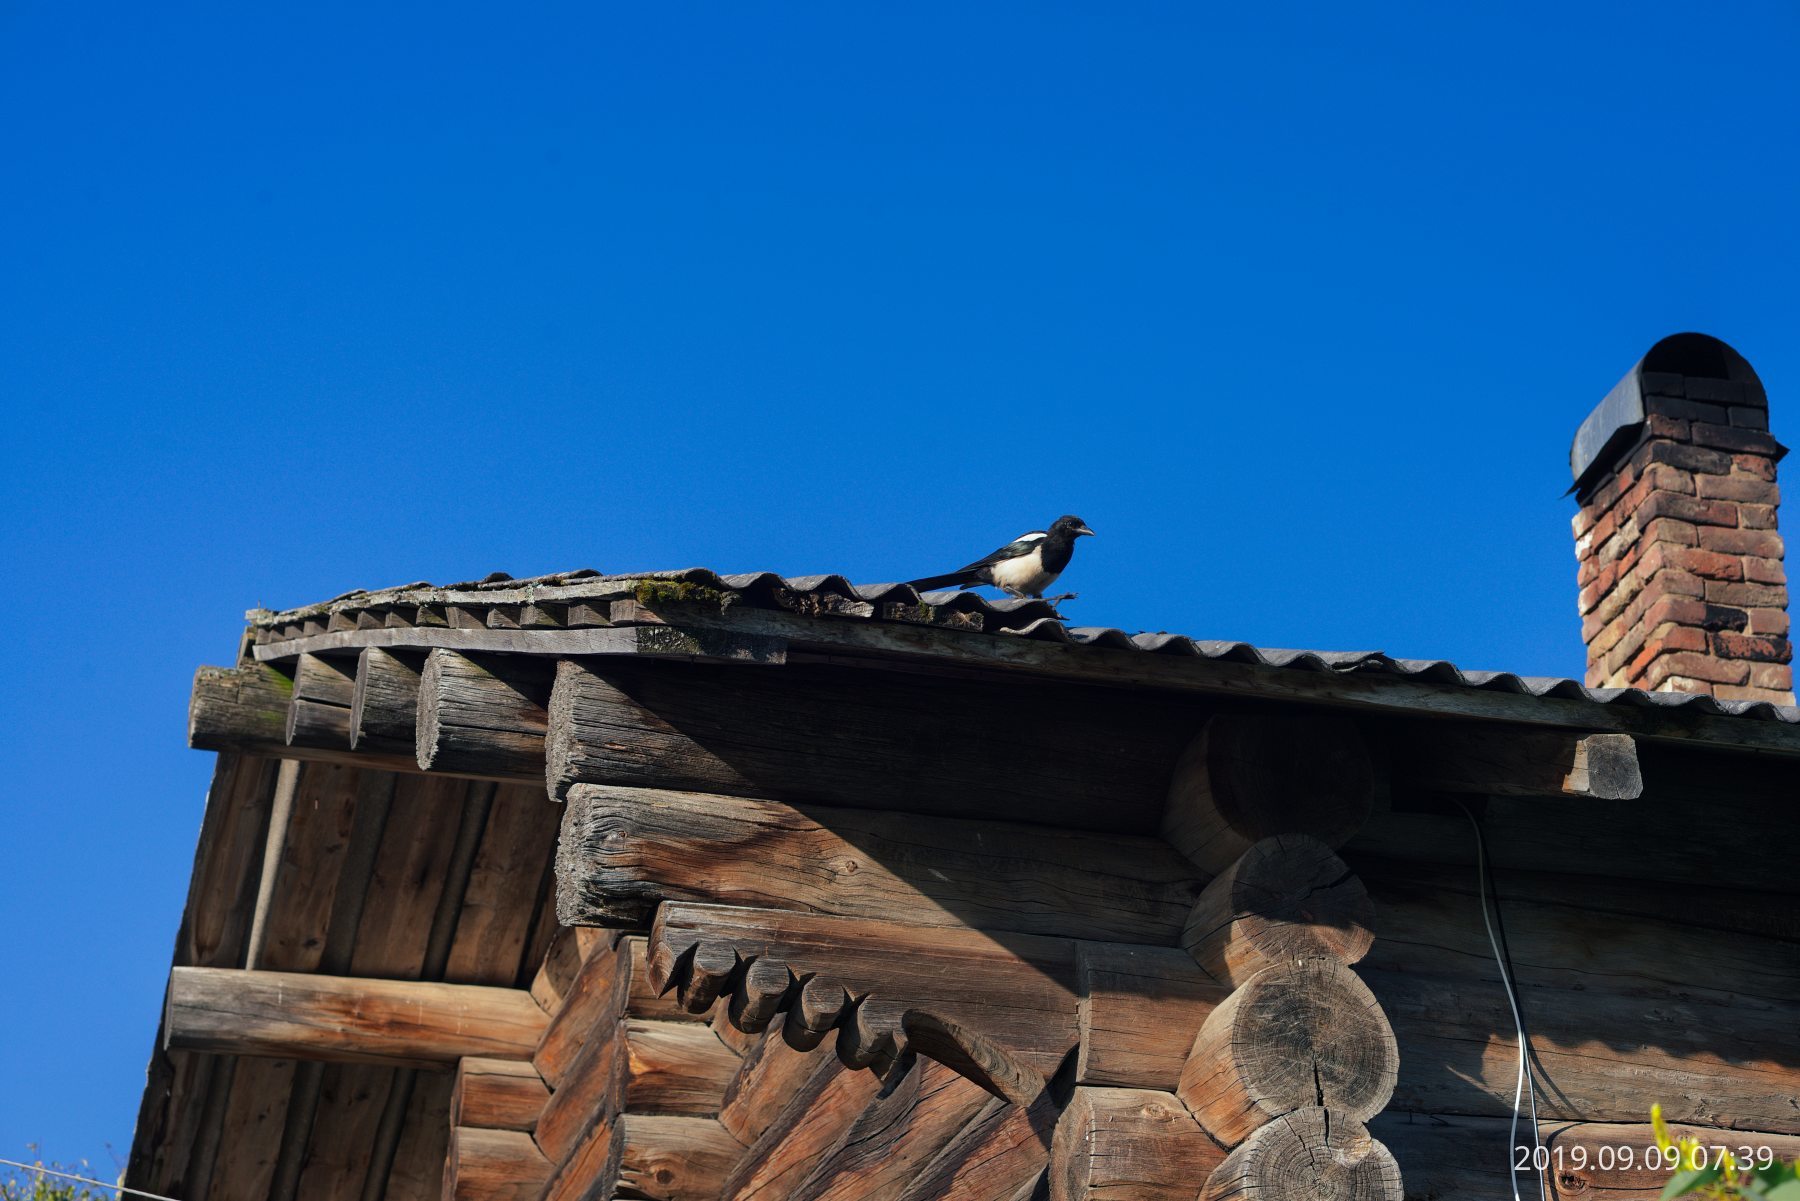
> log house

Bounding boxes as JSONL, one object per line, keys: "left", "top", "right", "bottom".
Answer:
{"left": 130, "top": 334, "right": 1798, "bottom": 1199}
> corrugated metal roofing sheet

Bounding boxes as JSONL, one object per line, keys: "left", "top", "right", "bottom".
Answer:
{"left": 256, "top": 567, "right": 1800, "bottom": 725}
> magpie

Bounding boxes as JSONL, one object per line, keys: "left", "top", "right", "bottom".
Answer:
{"left": 906, "top": 515, "right": 1096, "bottom": 600}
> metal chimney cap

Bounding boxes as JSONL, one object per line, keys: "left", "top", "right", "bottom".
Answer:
{"left": 1570, "top": 333, "right": 1767, "bottom": 496}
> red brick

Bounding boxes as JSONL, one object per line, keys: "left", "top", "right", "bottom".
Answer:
{"left": 1739, "top": 503, "right": 1779, "bottom": 530}
{"left": 1654, "top": 675, "right": 1713, "bottom": 695}
{"left": 1701, "top": 603, "right": 1750, "bottom": 632}
{"left": 1748, "top": 663, "right": 1794, "bottom": 692}
{"left": 1709, "top": 632, "right": 1792, "bottom": 663}
{"left": 1646, "top": 652, "right": 1750, "bottom": 687}
{"left": 1715, "top": 683, "right": 1795, "bottom": 703}
{"left": 1638, "top": 594, "right": 1709, "bottom": 633}
{"left": 1728, "top": 405, "right": 1769, "bottom": 431}
{"left": 1659, "top": 545, "right": 1743, "bottom": 581}
{"left": 1639, "top": 370, "right": 1685, "bottom": 397}
{"left": 1732, "top": 453, "right": 1776, "bottom": 481}
{"left": 1637, "top": 490, "right": 1737, "bottom": 528}
{"left": 1643, "top": 439, "right": 1731, "bottom": 476}
{"left": 1583, "top": 464, "right": 1637, "bottom": 517}
{"left": 1747, "top": 607, "right": 1790, "bottom": 637}
{"left": 1694, "top": 473, "right": 1778, "bottom": 504}
{"left": 1697, "top": 526, "right": 1784, "bottom": 558}
{"left": 1743, "top": 556, "right": 1787, "bottom": 586}
{"left": 1624, "top": 625, "right": 1708, "bottom": 680}
{"left": 1645, "top": 395, "right": 1729, "bottom": 424}
{"left": 1642, "top": 517, "right": 1699, "bottom": 547}
{"left": 1705, "top": 581, "right": 1788, "bottom": 608}
{"left": 1691, "top": 423, "right": 1784, "bottom": 456}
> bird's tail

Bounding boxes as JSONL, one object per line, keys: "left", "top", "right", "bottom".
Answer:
{"left": 905, "top": 572, "right": 977, "bottom": 593}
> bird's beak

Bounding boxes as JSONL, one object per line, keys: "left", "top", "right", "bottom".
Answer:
{"left": 1076, "top": 525, "right": 1096, "bottom": 537}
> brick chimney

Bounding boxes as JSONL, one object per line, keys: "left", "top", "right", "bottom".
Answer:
{"left": 1572, "top": 333, "right": 1793, "bottom": 705}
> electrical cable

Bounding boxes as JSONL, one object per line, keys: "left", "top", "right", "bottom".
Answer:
{"left": 0, "top": 1157, "right": 180, "bottom": 1201}
{"left": 1454, "top": 800, "right": 1549, "bottom": 1201}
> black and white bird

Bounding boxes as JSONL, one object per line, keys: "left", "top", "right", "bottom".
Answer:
{"left": 906, "top": 515, "right": 1096, "bottom": 600}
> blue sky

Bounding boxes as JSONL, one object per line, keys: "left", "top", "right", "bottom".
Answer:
{"left": 2, "top": 1, "right": 1797, "bottom": 1174}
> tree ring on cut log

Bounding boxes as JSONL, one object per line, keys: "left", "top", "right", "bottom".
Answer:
{"left": 1201, "top": 1107, "right": 1401, "bottom": 1201}
{"left": 1178, "top": 960, "right": 1397, "bottom": 1147}
{"left": 1183, "top": 834, "right": 1375, "bottom": 987}
{"left": 1164, "top": 714, "right": 1374, "bottom": 875}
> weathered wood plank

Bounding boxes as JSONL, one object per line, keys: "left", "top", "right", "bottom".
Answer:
{"left": 541, "top": 1112, "right": 621, "bottom": 1201}
{"left": 291, "top": 1063, "right": 392, "bottom": 1201}
{"left": 533, "top": 1006, "right": 628, "bottom": 1168}
{"left": 450, "top": 1058, "right": 548, "bottom": 1132}
{"left": 1181, "top": 834, "right": 1374, "bottom": 987}
{"left": 444, "top": 782, "right": 561, "bottom": 987}
{"left": 1200, "top": 1107, "right": 1400, "bottom": 1200}
{"left": 548, "top": 658, "right": 1202, "bottom": 832}
{"left": 617, "top": 1114, "right": 744, "bottom": 1201}
{"left": 557, "top": 785, "right": 1205, "bottom": 942}
{"left": 1177, "top": 960, "right": 1397, "bottom": 1148}
{"left": 789, "top": 1056, "right": 996, "bottom": 1201}
{"left": 1371, "top": 1112, "right": 1800, "bottom": 1201}
{"left": 1076, "top": 944, "right": 1227, "bottom": 1091}
{"left": 378, "top": 1069, "right": 453, "bottom": 1201}
{"left": 443, "top": 1127, "right": 553, "bottom": 1201}
{"left": 1398, "top": 724, "right": 1643, "bottom": 799}
{"left": 651, "top": 902, "right": 1079, "bottom": 1079}
{"left": 165, "top": 968, "right": 547, "bottom": 1067}
{"left": 205, "top": 1055, "right": 293, "bottom": 1201}
{"left": 530, "top": 927, "right": 585, "bottom": 1016}
{"left": 1163, "top": 714, "right": 1375, "bottom": 874}
{"left": 417, "top": 649, "right": 553, "bottom": 779}
{"left": 1050, "top": 1086, "right": 1225, "bottom": 1201}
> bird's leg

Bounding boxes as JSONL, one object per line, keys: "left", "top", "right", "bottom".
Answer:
{"left": 1043, "top": 592, "right": 1078, "bottom": 605}
{"left": 999, "top": 584, "right": 1027, "bottom": 599}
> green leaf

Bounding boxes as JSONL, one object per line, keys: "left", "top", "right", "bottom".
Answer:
{"left": 1663, "top": 1166, "right": 1725, "bottom": 1199}
{"left": 1761, "top": 1180, "right": 1800, "bottom": 1201}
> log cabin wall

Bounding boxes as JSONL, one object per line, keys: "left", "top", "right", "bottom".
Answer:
{"left": 128, "top": 570, "right": 1800, "bottom": 1201}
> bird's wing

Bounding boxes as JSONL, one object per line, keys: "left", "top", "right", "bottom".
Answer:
{"left": 956, "top": 530, "right": 1047, "bottom": 573}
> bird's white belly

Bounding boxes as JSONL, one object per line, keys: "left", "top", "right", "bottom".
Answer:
{"left": 989, "top": 549, "right": 1056, "bottom": 595}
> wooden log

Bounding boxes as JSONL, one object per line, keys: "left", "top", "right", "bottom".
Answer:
{"left": 788, "top": 1056, "right": 997, "bottom": 1201}
{"left": 626, "top": 1020, "right": 741, "bottom": 1115}
{"left": 416, "top": 649, "right": 552, "bottom": 779}
{"left": 617, "top": 1115, "right": 744, "bottom": 1201}
{"left": 1176, "top": 960, "right": 1397, "bottom": 1148}
{"left": 627, "top": 933, "right": 708, "bottom": 1022}
{"left": 285, "top": 652, "right": 356, "bottom": 748}
{"left": 1363, "top": 966, "right": 1800, "bottom": 1134}
{"left": 1200, "top": 1107, "right": 1400, "bottom": 1201}
{"left": 1050, "top": 1086, "right": 1226, "bottom": 1201}
{"left": 1370, "top": 1112, "right": 1800, "bottom": 1201}
{"left": 897, "top": 1089, "right": 1058, "bottom": 1201}
{"left": 165, "top": 967, "right": 546, "bottom": 1067}
{"left": 450, "top": 1058, "right": 548, "bottom": 1132}
{"left": 1076, "top": 944, "right": 1228, "bottom": 1091}
{"left": 723, "top": 1051, "right": 885, "bottom": 1200}
{"left": 190, "top": 663, "right": 294, "bottom": 752}
{"left": 1399, "top": 725, "right": 1643, "bottom": 799}
{"left": 556, "top": 785, "right": 1204, "bottom": 942}
{"left": 530, "top": 927, "right": 585, "bottom": 1016}
{"left": 546, "top": 658, "right": 1202, "bottom": 832}
{"left": 542, "top": 1113, "right": 621, "bottom": 1201}
{"left": 1163, "top": 714, "right": 1375, "bottom": 874}
{"left": 1181, "top": 835, "right": 1374, "bottom": 987}
{"left": 350, "top": 646, "right": 423, "bottom": 755}
{"left": 721, "top": 1026, "right": 835, "bottom": 1147}
{"left": 532, "top": 1007, "right": 629, "bottom": 1168}
{"left": 443, "top": 1127, "right": 553, "bottom": 1201}
{"left": 534, "top": 932, "right": 628, "bottom": 1090}
{"left": 650, "top": 902, "right": 1079, "bottom": 1079}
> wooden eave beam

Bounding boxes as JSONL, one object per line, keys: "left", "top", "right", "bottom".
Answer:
{"left": 241, "top": 604, "right": 1800, "bottom": 757}
{"left": 164, "top": 967, "right": 547, "bottom": 1068}
{"left": 1397, "top": 724, "right": 1644, "bottom": 799}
